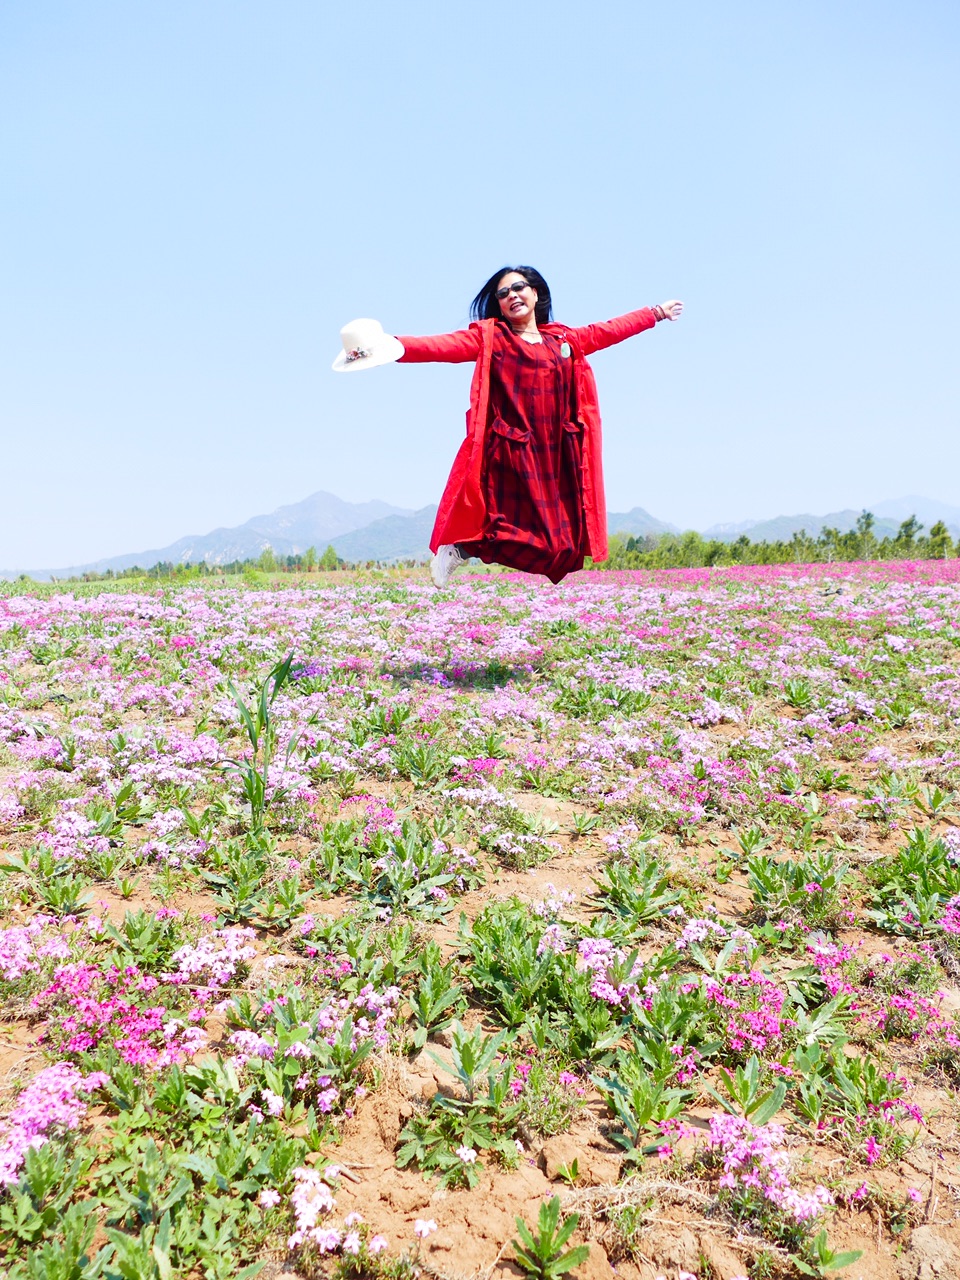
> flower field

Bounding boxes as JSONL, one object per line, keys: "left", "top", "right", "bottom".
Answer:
{"left": 2, "top": 561, "right": 960, "bottom": 1280}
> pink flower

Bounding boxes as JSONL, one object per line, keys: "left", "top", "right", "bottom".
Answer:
{"left": 414, "top": 1219, "right": 437, "bottom": 1238}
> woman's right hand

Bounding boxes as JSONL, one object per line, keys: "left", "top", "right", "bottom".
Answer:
{"left": 658, "top": 300, "right": 684, "bottom": 321}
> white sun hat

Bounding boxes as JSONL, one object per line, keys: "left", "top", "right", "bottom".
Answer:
{"left": 332, "top": 318, "right": 404, "bottom": 372}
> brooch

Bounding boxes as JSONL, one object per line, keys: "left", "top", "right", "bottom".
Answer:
{"left": 559, "top": 342, "right": 571, "bottom": 359}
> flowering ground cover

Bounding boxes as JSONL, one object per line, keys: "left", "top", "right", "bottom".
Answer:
{"left": 1, "top": 561, "right": 960, "bottom": 1280}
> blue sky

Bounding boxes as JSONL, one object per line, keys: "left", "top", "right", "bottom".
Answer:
{"left": 1, "top": 1, "right": 957, "bottom": 568}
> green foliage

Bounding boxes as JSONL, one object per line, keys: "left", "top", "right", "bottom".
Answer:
{"left": 511, "top": 1197, "right": 590, "bottom": 1279}
{"left": 629, "top": 972, "right": 717, "bottom": 1059}
{"left": 222, "top": 653, "right": 300, "bottom": 833}
{"left": 85, "top": 781, "right": 154, "bottom": 840}
{"left": 568, "top": 812, "right": 601, "bottom": 838}
{"left": 396, "top": 1023, "right": 522, "bottom": 1187}
{"left": 595, "top": 1069, "right": 688, "bottom": 1157}
{"left": 592, "top": 851, "right": 683, "bottom": 933}
{"left": 105, "top": 909, "right": 185, "bottom": 969}
{"left": 7, "top": 1203, "right": 107, "bottom": 1280}
{"left": 431, "top": 1021, "right": 510, "bottom": 1100}
{"left": 201, "top": 834, "right": 271, "bottom": 924}
{"left": 408, "top": 942, "right": 465, "bottom": 1050}
{"left": 253, "top": 874, "right": 313, "bottom": 930}
{"left": 554, "top": 677, "right": 651, "bottom": 720}
{"left": 599, "top": 510, "right": 951, "bottom": 569}
{"left": 390, "top": 737, "right": 449, "bottom": 784}
{"left": 868, "top": 827, "right": 960, "bottom": 934}
{"left": 703, "top": 1055, "right": 787, "bottom": 1124}
{"left": 0, "top": 1143, "right": 93, "bottom": 1248}
{"left": 554, "top": 1158, "right": 580, "bottom": 1187}
{"left": 747, "top": 849, "right": 848, "bottom": 928}
{"left": 462, "top": 901, "right": 563, "bottom": 1027}
{"left": 795, "top": 1229, "right": 863, "bottom": 1277}
{"left": 36, "top": 869, "right": 95, "bottom": 917}
{"left": 783, "top": 678, "right": 816, "bottom": 710}
{"left": 5, "top": 546, "right": 957, "bottom": 1280}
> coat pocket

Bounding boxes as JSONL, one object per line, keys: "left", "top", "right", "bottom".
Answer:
{"left": 562, "top": 420, "right": 585, "bottom": 435}
{"left": 488, "top": 416, "right": 530, "bottom": 444}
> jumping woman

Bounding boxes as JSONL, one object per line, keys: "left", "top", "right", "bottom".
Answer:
{"left": 333, "top": 267, "right": 682, "bottom": 587}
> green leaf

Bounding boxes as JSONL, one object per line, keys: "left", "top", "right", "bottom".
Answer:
{"left": 153, "top": 1212, "right": 174, "bottom": 1280}
{"left": 825, "top": 1250, "right": 864, "bottom": 1271}
{"left": 181, "top": 1154, "right": 217, "bottom": 1183}
{"left": 749, "top": 1080, "right": 787, "bottom": 1125}
{"left": 701, "top": 1084, "right": 739, "bottom": 1117}
{"left": 554, "top": 1245, "right": 591, "bottom": 1271}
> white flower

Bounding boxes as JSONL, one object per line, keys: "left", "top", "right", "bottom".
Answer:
{"left": 414, "top": 1218, "right": 438, "bottom": 1238}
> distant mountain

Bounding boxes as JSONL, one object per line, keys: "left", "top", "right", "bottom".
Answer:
{"left": 870, "top": 496, "right": 960, "bottom": 526}
{"left": 5, "top": 491, "right": 413, "bottom": 580}
{"left": 607, "top": 507, "right": 679, "bottom": 537}
{"left": 709, "top": 510, "right": 898, "bottom": 544}
{"left": 704, "top": 505, "right": 960, "bottom": 544}
{"left": 331, "top": 506, "right": 439, "bottom": 562}
{"left": 702, "top": 518, "right": 762, "bottom": 538}
{"left": 5, "top": 493, "right": 958, "bottom": 580}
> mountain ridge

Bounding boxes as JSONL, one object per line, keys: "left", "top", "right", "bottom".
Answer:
{"left": 3, "top": 492, "right": 958, "bottom": 579}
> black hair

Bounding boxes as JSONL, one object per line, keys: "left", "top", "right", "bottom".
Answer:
{"left": 470, "top": 265, "right": 553, "bottom": 326}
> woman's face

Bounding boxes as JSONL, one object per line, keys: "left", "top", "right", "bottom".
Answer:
{"left": 496, "top": 272, "right": 538, "bottom": 325}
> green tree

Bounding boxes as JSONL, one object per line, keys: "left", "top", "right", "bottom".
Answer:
{"left": 893, "top": 515, "right": 922, "bottom": 557}
{"left": 818, "top": 526, "right": 842, "bottom": 561}
{"left": 318, "top": 544, "right": 340, "bottom": 571}
{"left": 303, "top": 545, "right": 317, "bottom": 571}
{"left": 788, "top": 529, "right": 818, "bottom": 564}
{"left": 926, "top": 520, "right": 953, "bottom": 559}
{"left": 856, "top": 510, "right": 877, "bottom": 559}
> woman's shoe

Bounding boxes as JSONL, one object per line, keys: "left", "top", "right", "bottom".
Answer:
{"left": 430, "top": 544, "right": 466, "bottom": 588}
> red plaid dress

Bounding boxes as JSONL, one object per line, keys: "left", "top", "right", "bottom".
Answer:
{"left": 398, "top": 307, "right": 659, "bottom": 574}
{"left": 456, "top": 323, "right": 584, "bottom": 583}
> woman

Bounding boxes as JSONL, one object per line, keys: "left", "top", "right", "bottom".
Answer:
{"left": 398, "top": 266, "right": 683, "bottom": 586}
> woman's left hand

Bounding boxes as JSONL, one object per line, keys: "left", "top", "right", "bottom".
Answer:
{"left": 658, "top": 300, "right": 684, "bottom": 321}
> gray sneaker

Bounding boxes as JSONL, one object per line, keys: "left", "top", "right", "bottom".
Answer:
{"left": 430, "top": 544, "right": 466, "bottom": 588}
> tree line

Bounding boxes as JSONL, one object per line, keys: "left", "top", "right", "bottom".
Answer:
{"left": 595, "top": 513, "right": 954, "bottom": 570}
{"left": 22, "top": 512, "right": 955, "bottom": 585}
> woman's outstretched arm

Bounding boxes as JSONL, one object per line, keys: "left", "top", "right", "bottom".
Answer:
{"left": 568, "top": 300, "right": 683, "bottom": 356}
{"left": 396, "top": 328, "right": 482, "bottom": 363}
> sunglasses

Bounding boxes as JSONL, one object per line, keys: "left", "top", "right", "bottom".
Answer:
{"left": 495, "top": 280, "right": 532, "bottom": 300}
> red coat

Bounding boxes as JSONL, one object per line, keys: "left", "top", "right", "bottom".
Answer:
{"left": 397, "top": 308, "right": 658, "bottom": 563}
